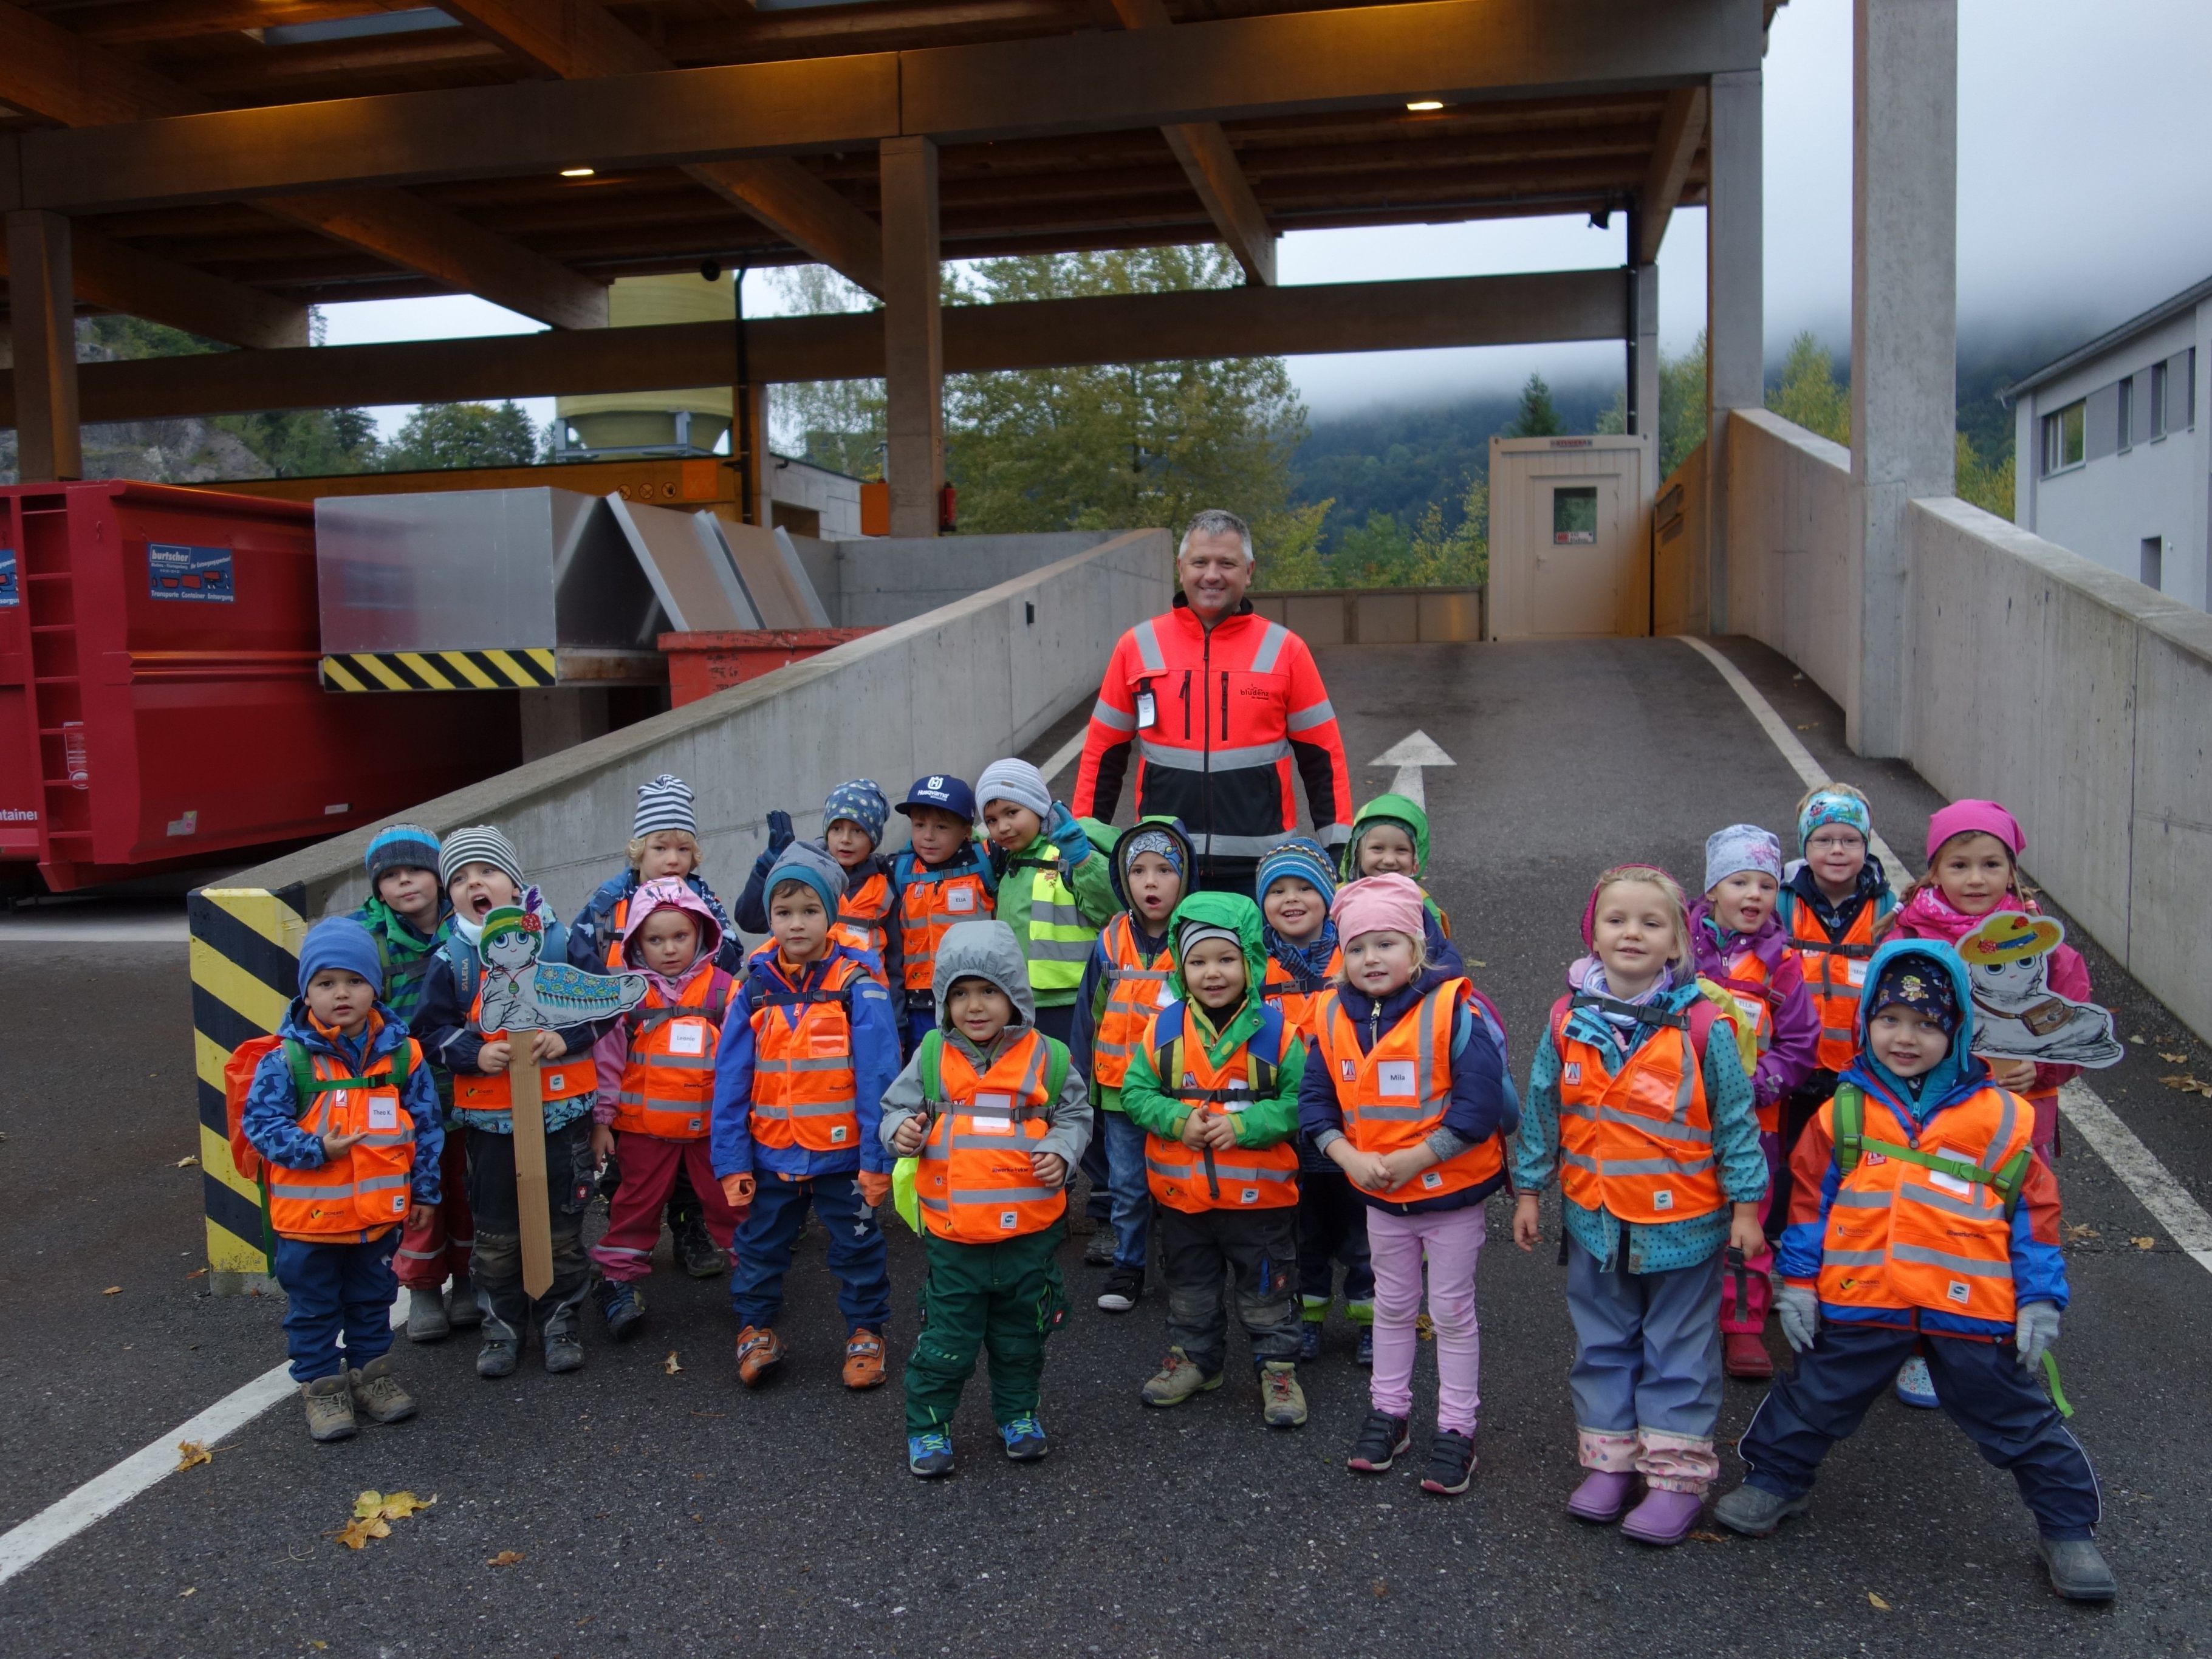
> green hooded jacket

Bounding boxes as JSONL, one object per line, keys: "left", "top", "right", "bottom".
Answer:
{"left": 1118, "top": 891, "right": 1305, "bottom": 1150}
{"left": 991, "top": 816, "right": 1121, "bottom": 1008}
{"left": 1341, "top": 792, "right": 1449, "bottom": 932}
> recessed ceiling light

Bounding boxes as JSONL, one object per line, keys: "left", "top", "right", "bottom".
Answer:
{"left": 560, "top": 166, "right": 596, "bottom": 178}
{"left": 1405, "top": 100, "right": 1445, "bottom": 112}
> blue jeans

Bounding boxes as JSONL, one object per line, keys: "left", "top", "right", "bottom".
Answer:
{"left": 274, "top": 1233, "right": 399, "bottom": 1383}
{"left": 1738, "top": 1320, "right": 2101, "bottom": 1539}
{"left": 729, "top": 1170, "right": 892, "bottom": 1335}
{"left": 1087, "top": 1109, "right": 1151, "bottom": 1271}
{"left": 1566, "top": 1237, "right": 1724, "bottom": 1440}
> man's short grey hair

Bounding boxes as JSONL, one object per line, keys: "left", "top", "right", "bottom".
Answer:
{"left": 1178, "top": 508, "right": 1253, "bottom": 564}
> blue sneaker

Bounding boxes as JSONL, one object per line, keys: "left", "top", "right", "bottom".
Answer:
{"left": 1298, "top": 1322, "right": 1323, "bottom": 1363}
{"left": 907, "top": 1430, "right": 955, "bottom": 1478}
{"left": 1894, "top": 1355, "right": 1939, "bottom": 1409}
{"left": 1000, "top": 1414, "right": 1049, "bottom": 1462}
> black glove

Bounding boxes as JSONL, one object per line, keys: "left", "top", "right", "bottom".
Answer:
{"left": 765, "top": 809, "right": 794, "bottom": 857}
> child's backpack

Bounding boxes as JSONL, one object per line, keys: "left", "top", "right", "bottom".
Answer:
{"left": 890, "top": 1028, "right": 1072, "bottom": 1235}
{"left": 223, "top": 1036, "right": 416, "bottom": 1239}
{"left": 1828, "top": 1082, "right": 2031, "bottom": 1219}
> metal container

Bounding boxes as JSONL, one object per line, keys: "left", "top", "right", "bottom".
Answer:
{"left": 0, "top": 481, "right": 502, "bottom": 892}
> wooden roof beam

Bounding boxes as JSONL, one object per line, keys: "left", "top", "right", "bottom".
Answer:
{"left": 1, "top": 218, "right": 309, "bottom": 347}
{"left": 1636, "top": 84, "right": 1705, "bottom": 264}
{"left": 442, "top": 0, "right": 885, "bottom": 294}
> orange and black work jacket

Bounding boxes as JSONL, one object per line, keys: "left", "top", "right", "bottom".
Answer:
{"left": 1087, "top": 914, "right": 1176, "bottom": 1092}
{"left": 1074, "top": 598, "right": 1354, "bottom": 874}
{"left": 612, "top": 969, "right": 736, "bottom": 1140}
{"left": 1131, "top": 1002, "right": 1301, "bottom": 1214}
{"left": 913, "top": 1028, "right": 1068, "bottom": 1243}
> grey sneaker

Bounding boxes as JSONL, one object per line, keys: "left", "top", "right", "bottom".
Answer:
{"left": 1712, "top": 1483, "right": 1810, "bottom": 1538}
{"left": 1140, "top": 1347, "right": 1222, "bottom": 1408}
{"left": 476, "top": 1334, "right": 519, "bottom": 1380}
{"left": 301, "top": 1373, "right": 357, "bottom": 1442}
{"left": 404, "top": 1287, "right": 450, "bottom": 1344}
{"left": 1083, "top": 1225, "right": 1117, "bottom": 1267}
{"left": 543, "top": 1313, "right": 586, "bottom": 1374}
{"left": 1259, "top": 1361, "right": 1307, "bottom": 1428}
{"left": 2039, "top": 1538, "right": 2117, "bottom": 1603}
{"left": 447, "top": 1275, "right": 484, "bottom": 1330}
{"left": 348, "top": 1353, "right": 418, "bottom": 1425}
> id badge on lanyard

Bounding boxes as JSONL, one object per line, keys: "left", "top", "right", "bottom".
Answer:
{"left": 1134, "top": 686, "right": 1157, "bottom": 730}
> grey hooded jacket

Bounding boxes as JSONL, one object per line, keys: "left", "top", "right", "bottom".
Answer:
{"left": 878, "top": 920, "right": 1093, "bottom": 1169}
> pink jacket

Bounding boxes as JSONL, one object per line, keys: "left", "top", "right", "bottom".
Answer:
{"left": 1887, "top": 887, "right": 2089, "bottom": 1097}
{"left": 591, "top": 879, "right": 727, "bottom": 1123}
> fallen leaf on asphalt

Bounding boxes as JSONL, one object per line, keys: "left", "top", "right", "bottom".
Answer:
{"left": 1795, "top": 723, "right": 1815, "bottom": 731}
{"left": 487, "top": 1550, "right": 526, "bottom": 1567}
{"left": 664, "top": 1350, "right": 683, "bottom": 1375}
{"left": 352, "top": 1491, "right": 386, "bottom": 1520}
{"left": 1371, "top": 1579, "right": 1388, "bottom": 1597}
{"left": 2159, "top": 1051, "right": 2188, "bottom": 1063}
{"left": 2132, "top": 1236, "right": 2157, "bottom": 1250}
{"left": 1688, "top": 1530, "right": 1728, "bottom": 1544}
{"left": 1414, "top": 1313, "right": 1434, "bottom": 1341}
{"left": 337, "top": 1515, "right": 391, "bottom": 1550}
{"left": 176, "top": 1441, "right": 213, "bottom": 1472}
{"left": 2159, "top": 1075, "right": 2212, "bottom": 1096}
{"left": 2064, "top": 1223, "right": 2099, "bottom": 1243}
{"left": 310, "top": 1643, "right": 327, "bottom": 1651}
{"left": 376, "top": 1492, "right": 436, "bottom": 1520}
{"left": 179, "top": 1587, "right": 196, "bottom": 1598}
{"left": 184, "top": 1268, "right": 207, "bottom": 1280}
{"left": 1467, "top": 959, "right": 1487, "bottom": 968}
{"left": 176, "top": 1154, "right": 200, "bottom": 1168}
{"left": 103, "top": 1286, "right": 122, "bottom": 1296}
{"left": 1868, "top": 1592, "right": 1892, "bottom": 1611}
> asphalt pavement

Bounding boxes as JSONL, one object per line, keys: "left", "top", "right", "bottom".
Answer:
{"left": 2, "top": 635, "right": 2208, "bottom": 1657}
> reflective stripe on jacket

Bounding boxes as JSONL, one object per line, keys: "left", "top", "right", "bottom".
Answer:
{"left": 614, "top": 968, "right": 734, "bottom": 1140}
{"left": 914, "top": 1028, "right": 1066, "bottom": 1242}
{"left": 830, "top": 869, "right": 895, "bottom": 982}
{"left": 269, "top": 1043, "right": 419, "bottom": 1240}
{"left": 1312, "top": 980, "right": 1501, "bottom": 1202}
{"left": 1789, "top": 901, "right": 1878, "bottom": 1073}
{"left": 1550, "top": 996, "right": 1722, "bottom": 1225}
{"left": 1262, "top": 947, "right": 1342, "bottom": 1045}
{"left": 1143, "top": 1002, "right": 1299, "bottom": 1213}
{"left": 748, "top": 954, "right": 866, "bottom": 1153}
{"left": 1092, "top": 913, "right": 1175, "bottom": 1088}
{"left": 1007, "top": 846, "right": 1095, "bottom": 995}
{"left": 898, "top": 864, "right": 992, "bottom": 997}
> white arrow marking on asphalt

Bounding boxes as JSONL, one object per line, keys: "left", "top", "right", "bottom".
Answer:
{"left": 1367, "top": 730, "right": 1456, "bottom": 811}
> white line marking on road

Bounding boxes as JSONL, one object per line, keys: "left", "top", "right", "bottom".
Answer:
{"left": 1367, "top": 730, "right": 1457, "bottom": 812}
{"left": 1682, "top": 634, "right": 2212, "bottom": 1278}
{"left": 0, "top": 1306, "right": 405, "bottom": 1588}
{"left": 1038, "top": 727, "right": 1087, "bottom": 787}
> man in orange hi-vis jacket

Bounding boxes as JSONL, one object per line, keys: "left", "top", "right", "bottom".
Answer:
{"left": 1074, "top": 509, "right": 1354, "bottom": 894}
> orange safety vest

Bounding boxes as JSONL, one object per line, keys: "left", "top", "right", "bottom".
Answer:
{"left": 829, "top": 869, "right": 895, "bottom": 980}
{"left": 453, "top": 986, "right": 598, "bottom": 1115}
{"left": 1817, "top": 1083, "right": 2035, "bottom": 1325}
{"left": 748, "top": 954, "right": 865, "bottom": 1152}
{"left": 899, "top": 862, "right": 994, "bottom": 997}
{"left": 613, "top": 968, "right": 734, "bottom": 1140}
{"left": 1311, "top": 980, "right": 1502, "bottom": 1203}
{"left": 914, "top": 1028, "right": 1067, "bottom": 1243}
{"left": 1705, "top": 945, "right": 1779, "bottom": 1131}
{"left": 267, "top": 1041, "right": 420, "bottom": 1241}
{"left": 599, "top": 892, "right": 633, "bottom": 971}
{"left": 1550, "top": 994, "right": 1724, "bottom": 1225}
{"left": 1261, "top": 945, "right": 1343, "bottom": 1044}
{"left": 1788, "top": 899, "right": 1879, "bottom": 1073}
{"left": 1091, "top": 914, "right": 1176, "bottom": 1089}
{"left": 1143, "top": 1004, "right": 1299, "bottom": 1213}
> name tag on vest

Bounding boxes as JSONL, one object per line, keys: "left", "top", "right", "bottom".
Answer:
{"left": 1846, "top": 959, "right": 1869, "bottom": 986}
{"left": 1378, "top": 1060, "right": 1416, "bottom": 1096}
{"left": 1135, "top": 691, "right": 1157, "bottom": 728}
{"left": 1925, "top": 1147, "right": 1972, "bottom": 1199}
{"left": 668, "top": 1019, "right": 707, "bottom": 1057}
{"left": 967, "top": 1092, "right": 1016, "bottom": 1134}
{"left": 368, "top": 1096, "right": 398, "bottom": 1131}
{"left": 947, "top": 887, "right": 976, "bottom": 912}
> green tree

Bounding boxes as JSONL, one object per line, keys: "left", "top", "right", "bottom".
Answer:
{"left": 1956, "top": 431, "right": 2015, "bottom": 521}
{"left": 1595, "top": 329, "right": 1710, "bottom": 482}
{"left": 766, "top": 265, "right": 887, "bottom": 478}
{"left": 380, "top": 401, "right": 536, "bottom": 471}
{"left": 1506, "top": 372, "right": 1563, "bottom": 437}
{"left": 1767, "top": 331, "right": 1851, "bottom": 446}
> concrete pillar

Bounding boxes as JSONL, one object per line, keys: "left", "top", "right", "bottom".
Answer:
{"left": 1629, "top": 261, "right": 1660, "bottom": 450}
{"left": 880, "top": 137, "right": 944, "bottom": 539}
{"left": 7, "top": 211, "right": 83, "bottom": 483}
{"left": 1850, "top": 0, "right": 1956, "bottom": 758}
{"left": 1703, "top": 69, "right": 1762, "bottom": 635}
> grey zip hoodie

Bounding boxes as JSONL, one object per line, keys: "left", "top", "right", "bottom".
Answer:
{"left": 878, "top": 920, "right": 1093, "bottom": 1169}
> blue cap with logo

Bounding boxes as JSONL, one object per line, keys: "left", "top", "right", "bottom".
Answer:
{"left": 898, "top": 774, "right": 977, "bottom": 824}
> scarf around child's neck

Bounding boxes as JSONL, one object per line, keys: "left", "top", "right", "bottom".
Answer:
{"left": 1578, "top": 959, "right": 1676, "bottom": 1033}
{"left": 1264, "top": 918, "right": 1338, "bottom": 982}
{"left": 1900, "top": 883, "right": 2023, "bottom": 944}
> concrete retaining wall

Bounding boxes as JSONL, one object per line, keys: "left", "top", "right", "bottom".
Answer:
{"left": 795, "top": 530, "right": 1120, "bottom": 629}
{"left": 1725, "top": 410, "right": 1859, "bottom": 719}
{"left": 233, "top": 528, "right": 1171, "bottom": 923}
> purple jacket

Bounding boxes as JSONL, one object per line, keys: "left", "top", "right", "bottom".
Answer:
{"left": 1686, "top": 897, "right": 1818, "bottom": 1110}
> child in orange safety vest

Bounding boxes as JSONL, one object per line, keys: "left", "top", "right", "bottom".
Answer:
{"left": 1301, "top": 874, "right": 1515, "bottom": 1499}
{"left": 888, "top": 773, "right": 997, "bottom": 1055}
{"left": 1120, "top": 891, "right": 1309, "bottom": 1429}
{"left": 584, "top": 878, "right": 749, "bottom": 1343}
{"left": 1715, "top": 940, "right": 2112, "bottom": 1604}
{"left": 882, "top": 919, "right": 1094, "bottom": 1478}
{"left": 240, "top": 917, "right": 443, "bottom": 1444}
{"left": 736, "top": 779, "right": 903, "bottom": 1001}
{"left": 1511, "top": 864, "right": 1767, "bottom": 1547}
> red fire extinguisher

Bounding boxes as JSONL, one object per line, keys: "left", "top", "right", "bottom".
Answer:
{"left": 937, "top": 482, "right": 957, "bottom": 534}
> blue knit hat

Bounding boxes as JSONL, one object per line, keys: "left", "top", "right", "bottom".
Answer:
{"left": 298, "top": 917, "right": 383, "bottom": 993}
{"left": 364, "top": 822, "right": 440, "bottom": 886}
{"left": 898, "top": 774, "right": 977, "bottom": 824}
{"left": 822, "top": 779, "right": 889, "bottom": 847}
{"left": 1255, "top": 837, "right": 1337, "bottom": 908}
{"left": 764, "top": 839, "right": 847, "bottom": 917}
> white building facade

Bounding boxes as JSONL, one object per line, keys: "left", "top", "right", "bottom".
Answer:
{"left": 2004, "top": 276, "right": 2210, "bottom": 611}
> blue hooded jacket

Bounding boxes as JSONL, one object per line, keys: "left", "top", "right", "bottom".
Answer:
{"left": 710, "top": 942, "right": 898, "bottom": 1180}
{"left": 1778, "top": 938, "right": 2069, "bottom": 1338}
{"left": 242, "top": 999, "right": 444, "bottom": 1214}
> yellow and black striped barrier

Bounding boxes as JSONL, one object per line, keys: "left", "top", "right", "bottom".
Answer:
{"left": 319, "top": 647, "right": 558, "bottom": 691}
{"left": 188, "top": 885, "right": 309, "bottom": 1293}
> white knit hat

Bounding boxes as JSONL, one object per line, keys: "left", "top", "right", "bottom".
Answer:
{"left": 634, "top": 773, "right": 698, "bottom": 839}
{"left": 976, "top": 758, "right": 1052, "bottom": 821}
{"left": 439, "top": 824, "right": 524, "bottom": 891}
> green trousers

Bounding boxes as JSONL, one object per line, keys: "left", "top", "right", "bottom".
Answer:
{"left": 905, "top": 1220, "right": 1067, "bottom": 1434}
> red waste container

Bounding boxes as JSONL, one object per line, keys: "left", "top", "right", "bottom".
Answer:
{"left": 0, "top": 481, "right": 509, "bottom": 892}
{"left": 658, "top": 628, "right": 880, "bottom": 707}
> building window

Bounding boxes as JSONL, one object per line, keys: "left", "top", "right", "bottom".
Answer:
{"left": 2142, "top": 536, "right": 2164, "bottom": 592}
{"left": 2151, "top": 361, "right": 2168, "bottom": 439}
{"left": 2041, "top": 402, "right": 2086, "bottom": 474}
{"left": 2117, "top": 376, "right": 2133, "bottom": 449}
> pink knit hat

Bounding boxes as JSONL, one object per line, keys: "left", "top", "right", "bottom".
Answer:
{"left": 1330, "top": 873, "right": 1426, "bottom": 943}
{"left": 1926, "top": 798, "right": 2024, "bottom": 861}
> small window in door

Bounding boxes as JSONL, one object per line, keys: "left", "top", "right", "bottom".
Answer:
{"left": 1552, "top": 487, "right": 1598, "bottom": 545}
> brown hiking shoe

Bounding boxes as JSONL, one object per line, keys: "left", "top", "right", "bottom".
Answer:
{"left": 734, "top": 1324, "right": 785, "bottom": 1388}
{"left": 349, "top": 1353, "right": 418, "bottom": 1425}
{"left": 842, "top": 1329, "right": 887, "bottom": 1390}
{"left": 302, "top": 1373, "right": 357, "bottom": 1442}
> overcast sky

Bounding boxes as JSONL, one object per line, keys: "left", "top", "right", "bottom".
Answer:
{"left": 324, "top": 0, "right": 2212, "bottom": 434}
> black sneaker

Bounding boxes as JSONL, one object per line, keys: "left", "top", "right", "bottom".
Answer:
{"left": 1346, "top": 1410, "right": 1411, "bottom": 1473}
{"left": 598, "top": 1280, "right": 646, "bottom": 1341}
{"left": 1097, "top": 1267, "right": 1143, "bottom": 1313}
{"left": 677, "top": 1214, "right": 728, "bottom": 1279}
{"left": 1420, "top": 1429, "right": 1477, "bottom": 1496}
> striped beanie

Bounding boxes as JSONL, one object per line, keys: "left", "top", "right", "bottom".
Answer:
{"left": 633, "top": 773, "right": 698, "bottom": 840}
{"left": 439, "top": 824, "right": 525, "bottom": 892}
{"left": 365, "top": 822, "right": 440, "bottom": 886}
{"left": 1255, "top": 837, "right": 1336, "bottom": 908}
{"left": 822, "top": 779, "right": 889, "bottom": 847}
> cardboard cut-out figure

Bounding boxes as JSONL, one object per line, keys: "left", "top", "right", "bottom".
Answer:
{"left": 1957, "top": 911, "right": 2123, "bottom": 1070}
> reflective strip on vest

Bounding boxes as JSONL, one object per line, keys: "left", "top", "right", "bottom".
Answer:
{"left": 1132, "top": 618, "right": 1166, "bottom": 674}
{"left": 748, "top": 960, "right": 863, "bottom": 1151}
{"left": 1092, "top": 914, "right": 1174, "bottom": 1087}
{"left": 915, "top": 1030, "right": 1066, "bottom": 1242}
{"left": 1552, "top": 1007, "right": 1722, "bottom": 1225}
{"left": 1020, "top": 853, "right": 1095, "bottom": 992}
{"left": 1789, "top": 902, "right": 1878, "bottom": 1072}
{"left": 1314, "top": 983, "right": 1499, "bottom": 1204}
{"left": 1137, "top": 736, "right": 1292, "bottom": 772}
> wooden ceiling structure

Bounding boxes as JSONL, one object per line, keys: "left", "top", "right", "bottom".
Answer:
{"left": 0, "top": 0, "right": 1775, "bottom": 527}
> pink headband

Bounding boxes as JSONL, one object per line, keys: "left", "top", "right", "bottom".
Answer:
{"left": 1330, "top": 873, "right": 1426, "bottom": 943}
{"left": 1926, "top": 799, "right": 2024, "bottom": 861}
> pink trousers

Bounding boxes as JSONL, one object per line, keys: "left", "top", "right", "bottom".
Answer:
{"left": 1366, "top": 1204, "right": 1486, "bottom": 1435}
{"left": 589, "top": 1132, "right": 744, "bottom": 1282}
